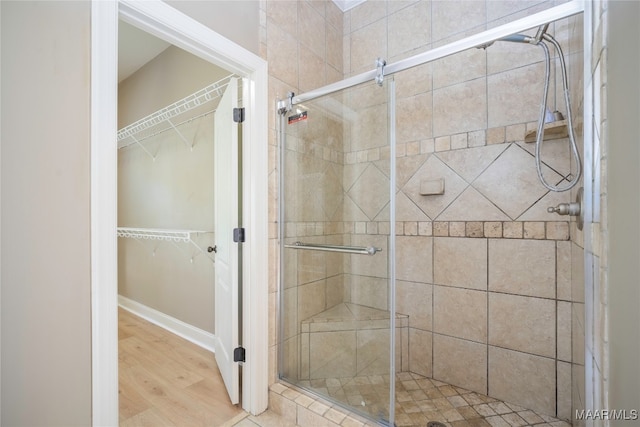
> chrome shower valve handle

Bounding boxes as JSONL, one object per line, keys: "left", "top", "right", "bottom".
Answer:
{"left": 547, "top": 187, "right": 584, "bottom": 230}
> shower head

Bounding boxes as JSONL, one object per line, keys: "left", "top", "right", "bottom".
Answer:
{"left": 498, "top": 34, "right": 535, "bottom": 44}
{"left": 476, "top": 24, "right": 549, "bottom": 49}
{"left": 476, "top": 33, "right": 533, "bottom": 49}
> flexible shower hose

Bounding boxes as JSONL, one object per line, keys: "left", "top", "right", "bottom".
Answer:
{"left": 533, "top": 34, "right": 582, "bottom": 192}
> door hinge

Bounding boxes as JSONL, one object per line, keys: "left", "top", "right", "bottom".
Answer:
{"left": 233, "top": 228, "right": 245, "bottom": 243}
{"left": 233, "top": 107, "right": 245, "bottom": 123}
{"left": 233, "top": 346, "right": 246, "bottom": 362}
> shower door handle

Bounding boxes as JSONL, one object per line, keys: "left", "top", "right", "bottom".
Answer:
{"left": 284, "top": 241, "right": 382, "bottom": 256}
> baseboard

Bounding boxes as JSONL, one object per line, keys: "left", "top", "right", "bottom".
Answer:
{"left": 118, "top": 295, "right": 216, "bottom": 353}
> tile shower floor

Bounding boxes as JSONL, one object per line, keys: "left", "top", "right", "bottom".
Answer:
{"left": 298, "top": 372, "right": 571, "bottom": 427}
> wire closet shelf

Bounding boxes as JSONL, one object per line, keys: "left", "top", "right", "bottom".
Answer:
{"left": 117, "top": 74, "right": 235, "bottom": 152}
{"left": 117, "top": 227, "right": 215, "bottom": 263}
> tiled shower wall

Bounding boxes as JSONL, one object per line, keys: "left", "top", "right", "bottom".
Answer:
{"left": 263, "top": 0, "right": 589, "bottom": 423}
{"left": 261, "top": 0, "right": 346, "bottom": 387}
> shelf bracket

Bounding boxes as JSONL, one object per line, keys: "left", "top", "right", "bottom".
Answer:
{"left": 130, "top": 134, "right": 156, "bottom": 161}
{"left": 167, "top": 118, "right": 192, "bottom": 151}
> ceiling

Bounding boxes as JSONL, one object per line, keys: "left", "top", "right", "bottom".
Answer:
{"left": 118, "top": 21, "right": 170, "bottom": 83}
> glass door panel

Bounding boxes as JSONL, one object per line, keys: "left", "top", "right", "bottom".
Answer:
{"left": 279, "top": 78, "right": 397, "bottom": 425}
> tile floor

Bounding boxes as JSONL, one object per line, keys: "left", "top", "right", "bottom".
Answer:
{"left": 234, "top": 372, "right": 573, "bottom": 427}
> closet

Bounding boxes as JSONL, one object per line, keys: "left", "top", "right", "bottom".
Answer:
{"left": 117, "top": 20, "right": 241, "bottom": 411}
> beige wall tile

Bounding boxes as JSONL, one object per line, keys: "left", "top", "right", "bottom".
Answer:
{"left": 267, "top": 22, "right": 299, "bottom": 89}
{"left": 298, "top": 280, "right": 327, "bottom": 323}
{"left": 506, "top": 123, "right": 526, "bottom": 142}
{"left": 489, "top": 239, "right": 556, "bottom": 298}
{"left": 350, "top": 234, "right": 388, "bottom": 278}
{"left": 395, "top": 191, "right": 431, "bottom": 222}
{"left": 309, "top": 331, "right": 356, "bottom": 379}
{"left": 347, "top": 275, "right": 388, "bottom": 311}
{"left": 489, "top": 293, "right": 556, "bottom": 358}
{"left": 267, "top": 0, "right": 298, "bottom": 38}
{"left": 397, "top": 236, "right": 433, "bottom": 283}
{"left": 397, "top": 281, "right": 432, "bottom": 331}
{"left": 433, "top": 47, "right": 486, "bottom": 90}
{"left": 557, "top": 361, "right": 572, "bottom": 420}
{"left": 487, "top": 62, "right": 546, "bottom": 128}
{"left": 397, "top": 91, "right": 433, "bottom": 143}
{"left": 433, "top": 78, "right": 487, "bottom": 137}
{"left": 474, "top": 144, "right": 559, "bottom": 220}
{"left": 518, "top": 190, "right": 570, "bottom": 222}
{"left": 403, "top": 155, "right": 468, "bottom": 219}
{"left": 326, "top": 275, "right": 345, "bottom": 309}
{"left": 349, "top": 0, "right": 386, "bottom": 32}
{"left": 409, "top": 328, "right": 432, "bottom": 377}
{"left": 433, "top": 334, "right": 487, "bottom": 394}
{"left": 432, "top": 0, "right": 486, "bottom": 42}
{"left": 433, "top": 221, "right": 449, "bottom": 236}
{"left": 326, "top": 24, "right": 343, "bottom": 73}
{"left": 502, "top": 221, "right": 523, "bottom": 238}
{"left": 388, "top": 1, "right": 430, "bottom": 56}
{"left": 396, "top": 62, "right": 433, "bottom": 99}
{"left": 449, "top": 221, "right": 465, "bottom": 237}
{"left": 298, "top": 1, "right": 326, "bottom": 59}
{"left": 466, "top": 222, "right": 484, "bottom": 238}
{"left": 435, "top": 144, "right": 508, "bottom": 183}
{"left": 571, "top": 241, "right": 585, "bottom": 302}
{"left": 350, "top": 19, "right": 387, "bottom": 73}
{"left": 547, "top": 222, "right": 570, "bottom": 240}
{"left": 434, "top": 285, "right": 487, "bottom": 343}
{"left": 557, "top": 301, "right": 572, "bottom": 362}
{"left": 488, "top": 346, "right": 556, "bottom": 417}
{"left": 434, "top": 237, "right": 487, "bottom": 290}
{"left": 351, "top": 103, "right": 388, "bottom": 151}
{"left": 347, "top": 163, "right": 389, "bottom": 220}
{"left": 486, "top": 35, "right": 542, "bottom": 75}
{"left": 438, "top": 187, "right": 510, "bottom": 222}
{"left": 485, "top": 222, "right": 503, "bottom": 238}
{"left": 357, "top": 328, "right": 390, "bottom": 375}
{"left": 557, "top": 241, "right": 572, "bottom": 301}
{"left": 518, "top": 138, "right": 572, "bottom": 181}
{"left": 299, "top": 45, "right": 326, "bottom": 93}
{"left": 572, "top": 302, "right": 585, "bottom": 365}
{"left": 523, "top": 221, "right": 545, "bottom": 239}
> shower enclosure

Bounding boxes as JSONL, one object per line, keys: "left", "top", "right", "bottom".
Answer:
{"left": 278, "top": 2, "right": 587, "bottom": 426}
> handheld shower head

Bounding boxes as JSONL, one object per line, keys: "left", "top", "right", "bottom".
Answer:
{"left": 498, "top": 34, "right": 534, "bottom": 44}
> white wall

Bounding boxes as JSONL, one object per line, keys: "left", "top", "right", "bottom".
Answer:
{"left": 166, "top": 0, "right": 259, "bottom": 56}
{"left": 1, "top": 2, "right": 92, "bottom": 425}
{"left": 0, "top": 1, "right": 260, "bottom": 424}
{"left": 607, "top": 0, "right": 640, "bottom": 419}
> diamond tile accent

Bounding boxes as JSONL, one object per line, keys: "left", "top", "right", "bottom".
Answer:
{"left": 517, "top": 140, "right": 571, "bottom": 179}
{"left": 438, "top": 187, "right": 509, "bottom": 221}
{"left": 347, "top": 164, "right": 390, "bottom": 220}
{"left": 403, "top": 155, "right": 468, "bottom": 219}
{"left": 517, "top": 190, "right": 569, "bottom": 221}
{"left": 379, "top": 191, "right": 430, "bottom": 222}
{"left": 436, "top": 144, "right": 508, "bottom": 183}
{"left": 473, "top": 144, "right": 562, "bottom": 220}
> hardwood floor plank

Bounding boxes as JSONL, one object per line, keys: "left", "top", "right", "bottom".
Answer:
{"left": 119, "top": 308, "right": 243, "bottom": 426}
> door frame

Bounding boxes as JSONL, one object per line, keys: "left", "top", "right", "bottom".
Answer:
{"left": 90, "top": 2, "right": 269, "bottom": 425}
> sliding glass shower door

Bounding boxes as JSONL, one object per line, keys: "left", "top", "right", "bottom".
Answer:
{"left": 278, "top": 78, "right": 398, "bottom": 424}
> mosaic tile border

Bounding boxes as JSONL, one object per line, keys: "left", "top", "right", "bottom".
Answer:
{"left": 284, "top": 221, "right": 570, "bottom": 241}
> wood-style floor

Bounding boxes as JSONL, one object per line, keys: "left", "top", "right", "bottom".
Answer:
{"left": 118, "top": 308, "right": 244, "bottom": 426}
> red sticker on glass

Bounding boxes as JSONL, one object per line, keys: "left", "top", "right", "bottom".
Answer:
{"left": 288, "top": 111, "right": 308, "bottom": 124}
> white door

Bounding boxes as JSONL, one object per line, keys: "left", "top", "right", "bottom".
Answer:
{"left": 214, "top": 77, "right": 240, "bottom": 404}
